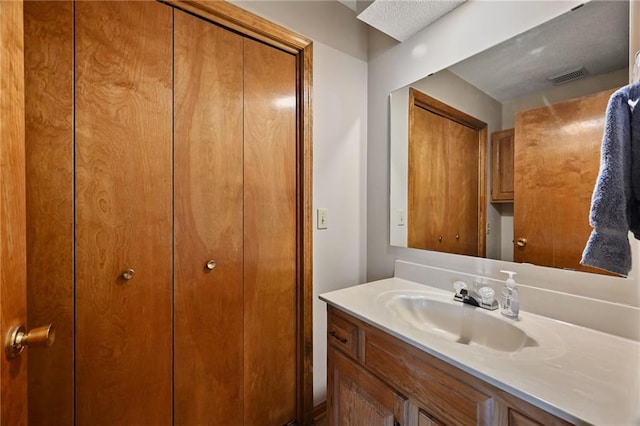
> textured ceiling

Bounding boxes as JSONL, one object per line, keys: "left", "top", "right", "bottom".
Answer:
{"left": 447, "top": 0, "right": 629, "bottom": 102}
{"left": 357, "top": 0, "right": 466, "bottom": 42}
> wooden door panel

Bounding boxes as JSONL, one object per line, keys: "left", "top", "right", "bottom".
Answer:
{"left": 408, "top": 107, "right": 448, "bottom": 251}
{"left": 514, "top": 90, "right": 613, "bottom": 272}
{"left": 24, "top": 2, "right": 74, "bottom": 424}
{"left": 243, "top": 37, "right": 298, "bottom": 425}
{"left": 0, "top": 0, "right": 28, "bottom": 423}
{"left": 75, "top": 2, "right": 173, "bottom": 423}
{"left": 448, "top": 120, "right": 480, "bottom": 256}
{"left": 174, "top": 9, "right": 245, "bottom": 424}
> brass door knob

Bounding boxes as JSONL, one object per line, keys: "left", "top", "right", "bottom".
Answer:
{"left": 5, "top": 323, "right": 55, "bottom": 359}
{"left": 121, "top": 268, "right": 135, "bottom": 280}
{"left": 438, "top": 236, "right": 443, "bottom": 242}
{"left": 205, "top": 260, "right": 217, "bottom": 270}
{"left": 516, "top": 238, "right": 528, "bottom": 247}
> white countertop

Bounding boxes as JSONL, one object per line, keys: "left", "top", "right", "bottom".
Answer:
{"left": 320, "top": 278, "right": 640, "bottom": 425}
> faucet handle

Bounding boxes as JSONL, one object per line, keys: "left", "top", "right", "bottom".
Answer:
{"left": 453, "top": 281, "right": 467, "bottom": 297}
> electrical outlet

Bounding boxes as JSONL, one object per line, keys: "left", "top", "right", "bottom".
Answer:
{"left": 317, "top": 208, "right": 328, "bottom": 230}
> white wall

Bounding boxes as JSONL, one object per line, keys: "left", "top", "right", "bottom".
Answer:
{"left": 368, "top": 1, "right": 640, "bottom": 309}
{"left": 230, "top": 1, "right": 368, "bottom": 406}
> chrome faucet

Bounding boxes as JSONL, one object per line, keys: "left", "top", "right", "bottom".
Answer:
{"left": 453, "top": 281, "right": 498, "bottom": 311}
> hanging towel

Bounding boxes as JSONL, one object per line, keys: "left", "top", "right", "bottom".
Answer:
{"left": 629, "top": 83, "right": 640, "bottom": 236}
{"left": 581, "top": 85, "right": 637, "bottom": 276}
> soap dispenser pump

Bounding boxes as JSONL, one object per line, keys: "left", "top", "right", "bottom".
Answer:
{"left": 500, "top": 270, "right": 519, "bottom": 320}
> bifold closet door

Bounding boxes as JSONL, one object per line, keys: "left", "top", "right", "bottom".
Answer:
{"left": 75, "top": 2, "right": 173, "bottom": 424}
{"left": 173, "top": 10, "right": 244, "bottom": 423}
{"left": 243, "top": 38, "right": 298, "bottom": 425}
{"left": 408, "top": 106, "right": 448, "bottom": 251}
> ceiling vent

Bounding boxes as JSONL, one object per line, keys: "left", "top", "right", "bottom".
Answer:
{"left": 547, "top": 66, "right": 588, "bottom": 86}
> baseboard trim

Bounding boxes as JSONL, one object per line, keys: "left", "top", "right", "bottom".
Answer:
{"left": 313, "top": 401, "right": 327, "bottom": 423}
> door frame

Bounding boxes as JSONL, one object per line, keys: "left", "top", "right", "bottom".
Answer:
{"left": 165, "top": 1, "right": 314, "bottom": 422}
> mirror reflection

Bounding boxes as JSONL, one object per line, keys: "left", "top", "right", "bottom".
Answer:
{"left": 390, "top": 0, "right": 630, "bottom": 274}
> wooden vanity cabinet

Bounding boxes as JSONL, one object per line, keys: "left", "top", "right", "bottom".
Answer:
{"left": 490, "top": 129, "right": 514, "bottom": 203}
{"left": 327, "top": 306, "right": 574, "bottom": 426}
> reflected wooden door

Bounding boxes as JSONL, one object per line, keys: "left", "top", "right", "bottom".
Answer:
{"left": 448, "top": 120, "right": 480, "bottom": 256}
{"left": 514, "top": 89, "right": 614, "bottom": 272}
{"left": 408, "top": 106, "right": 448, "bottom": 251}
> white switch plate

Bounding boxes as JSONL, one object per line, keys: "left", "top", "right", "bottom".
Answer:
{"left": 317, "top": 208, "right": 328, "bottom": 230}
{"left": 397, "top": 210, "right": 406, "bottom": 226}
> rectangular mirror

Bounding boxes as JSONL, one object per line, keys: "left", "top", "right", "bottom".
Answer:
{"left": 390, "top": 0, "right": 630, "bottom": 273}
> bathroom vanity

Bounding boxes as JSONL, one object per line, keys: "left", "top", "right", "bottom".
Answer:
{"left": 321, "top": 277, "right": 640, "bottom": 425}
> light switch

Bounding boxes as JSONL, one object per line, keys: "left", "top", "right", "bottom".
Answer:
{"left": 397, "top": 210, "right": 406, "bottom": 226}
{"left": 317, "top": 208, "right": 328, "bottom": 230}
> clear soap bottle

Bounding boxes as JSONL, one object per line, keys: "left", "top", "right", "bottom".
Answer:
{"left": 500, "top": 270, "right": 519, "bottom": 319}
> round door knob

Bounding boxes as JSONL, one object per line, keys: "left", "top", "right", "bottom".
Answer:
{"left": 5, "top": 323, "right": 55, "bottom": 359}
{"left": 456, "top": 234, "right": 460, "bottom": 240}
{"left": 121, "top": 268, "right": 135, "bottom": 280}
{"left": 438, "top": 236, "right": 443, "bottom": 242}
{"left": 205, "top": 260, "right": 217, "bottom": 270}
{"left": 516, "top": 238, "right": 528, "bottom": 247}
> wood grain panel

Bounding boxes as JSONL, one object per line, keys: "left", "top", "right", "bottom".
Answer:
{"left": 243, "top": 37, "right": 298, "bottom": 425}
{"left": 514, "top": 90, "right": 614, "bottom": 273}
{"left": 173, "top": 9, "right": 244, "bottom": 424}
{"left": 24, "top": 2, "right": 74, "bottom": 424}
{"left": 408, "top": 106, "right": 448, "bottom": 251}
{"left": 75, "top": 2, "right": 173, "bottom": 423}
{"left": 329, "top": 348, "right": 407, "bottom": 426}
{"left": 364, "top": 332, "right": 494, "bottom": 425}
{"left": 448, "top": 120, "right": 480, "bottom": 256}
{"left": 418, "top": 410, "right": 445, "bottom": 426}
{"left": 0, "top": 0, "right": 28, "bottom": 424}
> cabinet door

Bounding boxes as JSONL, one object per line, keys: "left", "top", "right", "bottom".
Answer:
{"left": 75, "top": 2, "right": 173, "bottom": 423}
{"left": 329, "top": 347, "right": 408, "bottom": 426}
{"left": 408, "top": 106, "right": 448, "bottom": 251}
{"left": 514, "top": 89, "right": 613, "bottom": 272}
{"left": 490, "top": 129, "right": 514, "bottom": 203}
{"left": 174, "top": 9, "right": 244, "bottom": 424}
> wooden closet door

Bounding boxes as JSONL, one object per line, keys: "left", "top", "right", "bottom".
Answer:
{"left": 448, "top": 120, "right": 479, "bottom": 256}
{"left": 514, "top": 89, "right": 612, "bottom": 272}
{"left": 24, "top": 1, "right": 74, "bottom": 424}
{"left": 174, "top": 10, "right": 244, "bottom": 424}
{"left": 75, "top": 2, "right": 173, "bottom": 423}
{"left": 243, "top": 38, "right": 298, "bottom": 425}
{"left": 408, "top": 107, "right": 448, "bottom": 251}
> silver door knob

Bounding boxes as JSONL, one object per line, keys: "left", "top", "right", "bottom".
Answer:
{"left": 5, "top": 323, "right": 55, "bottom": 359}
{"left": 516, "top": 238, "right": 528, "bottom": 247}
{"left": 205, "top": 260, "right": 217, "bottom": 270}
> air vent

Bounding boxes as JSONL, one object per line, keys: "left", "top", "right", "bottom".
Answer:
{"left": 547, "top": 66, "right": 588, "bottom": 86}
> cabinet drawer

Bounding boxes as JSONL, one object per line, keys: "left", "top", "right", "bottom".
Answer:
{"left": 364, "top": 331, "right": 493, "bottom": 425}
{"left": 327, "top": 308, "right": 359, "bottom": 359}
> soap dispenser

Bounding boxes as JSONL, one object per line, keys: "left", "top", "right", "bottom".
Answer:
{"left": 500, "top": 270, "right": 519, "bottom": 319}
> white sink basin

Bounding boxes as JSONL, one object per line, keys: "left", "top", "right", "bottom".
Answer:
{"left": 383, "top": 293, "right": 538, "bottom": 353}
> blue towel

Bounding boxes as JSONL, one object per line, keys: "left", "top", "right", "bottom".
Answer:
{"left": 581, "top": 84, "right": 640, "bottom": 276}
